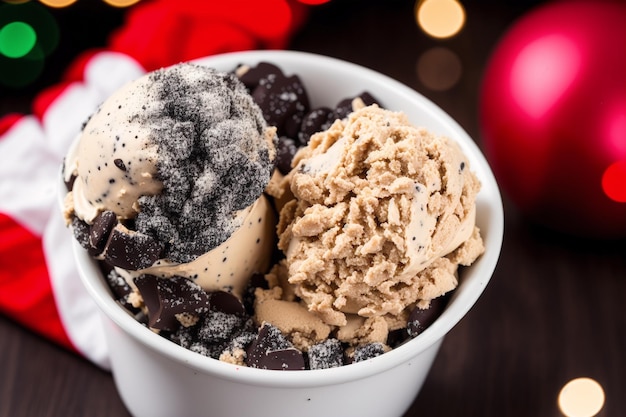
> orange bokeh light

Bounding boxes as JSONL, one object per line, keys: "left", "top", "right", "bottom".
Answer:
{"left": 415, "top": 0, "right": 465, "bottom": 39}
{"left": 102, "top": 0, "right": 141, "bottom": 7}
{"left": 38, "top": 0, "right": 77, "bottom": 7}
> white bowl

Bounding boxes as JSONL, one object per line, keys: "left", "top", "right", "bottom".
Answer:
{"left": 71, "top": 50, "right": 504, "bottom": 417}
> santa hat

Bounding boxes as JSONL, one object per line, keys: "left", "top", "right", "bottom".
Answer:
{"left": 0, "top": 0, "right": 308, "bottom": 369}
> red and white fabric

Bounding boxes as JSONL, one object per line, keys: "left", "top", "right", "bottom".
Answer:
{"left": 0, "top": 0, "right": 308, "bottom": 368}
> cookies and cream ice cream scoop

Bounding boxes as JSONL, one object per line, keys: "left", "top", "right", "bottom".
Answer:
{"left": 63, "top": 63, "right": 277, "bottom": 297}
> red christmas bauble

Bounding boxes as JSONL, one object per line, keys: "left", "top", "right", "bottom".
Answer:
{"left": 479, "top": 0, "right": 626, "bottom": 238}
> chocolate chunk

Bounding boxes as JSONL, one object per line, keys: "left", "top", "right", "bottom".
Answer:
{"left": 407, "top": 296, "right": 447, "bottom": 337}
{"left": 237, "top": 62, "right": 284, "bottom": 91}
{"left": 89, "top": 211, "right": 117, "bottom": 255}
{"left": 134, "top": 275, "right": 210, "bottom": 330}
{"left": 386, "top": 328, "right": 409, "bottom": 348}
{"left": 256, "top": 347, "right": 305, "bottom": 371}
{"left": 334, "top": 91, "right": 380, "bottom": 120}
{"left": 97, "top": 258, "right": 115, "bottom": 277}
{"left": 350, "top": 342, "right": 386, "bottom": 363}
{"left": 71, "top": 216, "right": 95, "bottom": 254}
{"left": 169, "top": 324, "right": 196, "bottom": 349}
{"left": 358, "top": 91, "right": 379, "bottom": 107}
{"left": 308, "top": 338, "right": 344, "bottom": 370}
{"left": 243, "top": 272, "right": 268, "bottom": 315}
{"left": 276, "top": 137, "right": 299, "bottom": 175}
{"left": 246, "top": 323, "right": 305, "bottom": 370}
{"left": 190, "top": 340, "right": 227, "bottom": 359}
{"left": 225, "top": 329, "right": 257, "bottom": 354}
{"left": 252, "top": 73, "right": 310, "bottom": 138}
{"left": 105, "top": 269, "right": 139, "bottom": 313}
{"left": 104, "top": 224, "right": 164, "bottom": 270}
{"left": 62, "top": 160, "right": 77, "bottom": 191}
{"left": 105, "top": 268, "right": 132, "bottom": 300}
{"left": 197, "top": 311, "right": 244, "bottom": 343}
{"left": 283, "top": 102, "right": 308, "bottom": 140}
{"left": 209, "top": 291, "right": 246, "bottom": 315}
{"left": 334, "top": 98, "right": 355, "bottom": 120}
{"left": 66, "top": 175, "right": 76, "bottom": 192}
{"left": 298, "top": 107, "right": 334, "bottom": 146}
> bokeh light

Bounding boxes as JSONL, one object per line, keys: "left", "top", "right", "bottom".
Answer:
{"left": 0, "top": 21, "right": 37, "bottom": 58}
{"left": 558, "top": 377, "right": 605, "bottom": 417}
{"left": 602, "top": 160, "right": 626, "bottom": 203}
{"left": 415, "top": 0, "right": 465, "bottom": 39}
{"left": 416, "top": 46, "right": 462, "bottom": 91}
{"left": 102, "top": 0, "right": 141, "bottom": 7}
{"left": 0, "top": 2, "right": 59, "bottom": 55}
{"left": 0, "top": 1, "right": 59, "bottom": 88}
{"left": 510, "top": 35, "right": 581, "bottom": 119}
{"left": 38, "top": 0, "right": 78, "bottom": 7}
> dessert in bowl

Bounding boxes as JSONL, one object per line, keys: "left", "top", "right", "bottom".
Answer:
{"left": 65, "top": 50, "right": 503, "bottom": 417}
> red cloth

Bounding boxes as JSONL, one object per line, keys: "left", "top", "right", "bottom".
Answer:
{"left": 0, "top": 214, "right": 74, "bottom": 349}
{"left": 0, "top": 0, "right": 308, "bottom": 363}
{"left": 110, "top": 0, "right": 308, "bottom": 71}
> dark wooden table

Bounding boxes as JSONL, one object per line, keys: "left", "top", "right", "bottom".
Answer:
{"left": 1, "top": 1, "right": 624, "bottom": 416}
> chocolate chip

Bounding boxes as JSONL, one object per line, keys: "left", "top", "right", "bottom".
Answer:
{"left": 276, "top": 137, "right": 299, "bottom": 175}
{"left": 298, "top": 107, "right": 334, "bottom": 146}
{"left": 246, "top": 323, "right": 305, "bottom": 370}
{"left": 89, "top": 211, "right": 117, "bottom": 255}
{"left": 308, "top": 338, "right": 344, "bottom": 370}
{"left": 104, "top": 224, "right": 164, "bottom": 270}
{"left": 407, "top": 296, "right": 447, "bottom": 337}
{"left": 209, "top": 291, "right": 246, "bottom": 315}
{"left": 134, "top": 275, "right": 210, "bottom": 330}
{"left": 113, "top": 158, "right": 126, "bottom": 171}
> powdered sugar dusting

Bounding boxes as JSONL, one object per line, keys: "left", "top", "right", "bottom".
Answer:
{"left": 133, "top": 63, "right": 275, "bottom": 263}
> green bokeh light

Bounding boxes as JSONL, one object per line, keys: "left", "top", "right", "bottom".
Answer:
{"left": 0, "top": 2, "right": 60, "bottom": 88}
{"left": 0, "top": 21, "right": 37, "bottom": 58}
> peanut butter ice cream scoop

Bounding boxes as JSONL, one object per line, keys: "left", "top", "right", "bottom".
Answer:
{"left": 278, "top": 105, "right": 484, "bottom": 327}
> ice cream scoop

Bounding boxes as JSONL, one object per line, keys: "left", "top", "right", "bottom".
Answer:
{"left": 63, "top": 63, "right": 277, "bottom": 297}
{"left": 278, "top": 105, "right": 485, "bottom": 327}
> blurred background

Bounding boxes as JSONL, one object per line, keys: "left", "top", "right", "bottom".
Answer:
{"left": 0, "top": 1, "right": 624, "bottom": 416}
{"left": 0, "top": 0, "right": 545, "bottom": 117}
{"left": 3, "top": 0, "right": 623, "bottom": 236}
